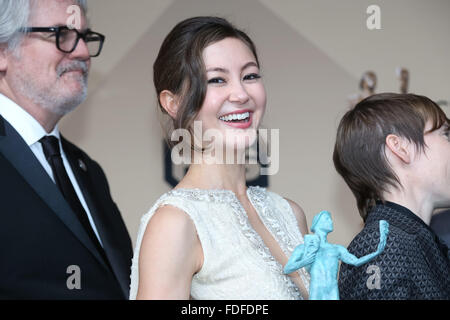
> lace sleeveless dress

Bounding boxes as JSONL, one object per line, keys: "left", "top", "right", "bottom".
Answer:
{"left": 129, "top": 186, "right": 310, "bottom": 300}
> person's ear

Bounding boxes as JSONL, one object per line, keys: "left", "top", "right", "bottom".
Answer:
{"left": 385, "top": 134, "right": 412, "bottom": 164}
{"left": 159, "top": 90, "right": 179, "bottom": 119}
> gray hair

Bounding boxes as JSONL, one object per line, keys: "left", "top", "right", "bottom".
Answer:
{"left": 0, "top": 0, "right": 88, "bottom": 53}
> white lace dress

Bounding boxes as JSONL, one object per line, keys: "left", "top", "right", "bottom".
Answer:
{"left": 129, "top": 186, "right": 310, "bottom": 300}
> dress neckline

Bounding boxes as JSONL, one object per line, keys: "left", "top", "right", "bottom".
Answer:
{"left": 164, "top": 185, "right": 308, "bottom": 298}
{"left": 168, "top": 186, "right": 263, "bottom": 203}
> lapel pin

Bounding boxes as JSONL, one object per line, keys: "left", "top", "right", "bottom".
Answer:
{"left": 78, "top": 159, "right": 87, "bottom": 172}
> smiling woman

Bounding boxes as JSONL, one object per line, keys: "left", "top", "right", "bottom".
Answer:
{"left": 129, "top": 16, "right": 310, "bottom": 300}
{"left": 153, "top": 16, "right": 261, "bottom": 150}
{"left": 195, "top": 36, "right": 265, "bottom": 150}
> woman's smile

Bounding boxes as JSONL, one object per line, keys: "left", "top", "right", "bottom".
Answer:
{"left": 218, "top": 109, "right": 253, "bottom": 129}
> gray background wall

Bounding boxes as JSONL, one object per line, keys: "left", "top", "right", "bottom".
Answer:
{"left": 60, "top": 0, "right": 450, "bottom": 246}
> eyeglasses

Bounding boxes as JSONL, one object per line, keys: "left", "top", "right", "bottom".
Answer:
{"left": 20, "top": 26, "right": 105, "bottom": 57}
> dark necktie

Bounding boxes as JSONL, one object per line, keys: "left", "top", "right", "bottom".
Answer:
{"left": 39, "top": 135, "right": 108, "bottom": 263}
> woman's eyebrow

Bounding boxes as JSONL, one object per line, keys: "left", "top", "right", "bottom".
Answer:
{"left": 206, "top": 67, "right": 228, "bottom": 73}
{"left": 241, "top": 61, "right": 258, "bottom": 70}
{"left": 206, "top": 62, "right": 259, "bottom": 73}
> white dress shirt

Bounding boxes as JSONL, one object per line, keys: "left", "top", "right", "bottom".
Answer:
{"left": 0, "top": 93, "right": 103, "bottom": 245}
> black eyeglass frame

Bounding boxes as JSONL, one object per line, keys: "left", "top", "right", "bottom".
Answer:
{"left": 20, "top": 26, "right": 105, "bottom": 57}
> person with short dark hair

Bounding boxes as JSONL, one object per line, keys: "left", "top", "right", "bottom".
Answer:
{"left": 334, "top": 93, "right": 450, "bottom": 299}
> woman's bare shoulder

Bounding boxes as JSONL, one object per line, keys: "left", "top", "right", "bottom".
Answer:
{"left": 137, "top": 204, "right": 203, "bottom": 299}
{"left": 143, "top": 204, "right": 198, "bottom": 246}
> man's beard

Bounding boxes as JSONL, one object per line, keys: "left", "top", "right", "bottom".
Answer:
{"left": 11, "top": 60, "right": 89, "bottom": 116}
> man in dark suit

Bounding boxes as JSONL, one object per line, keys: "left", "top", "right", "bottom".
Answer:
{"left": 333, "top": 93, "right": 450, "bottom": 299}
{"left": 0, "top": 0, "right": 132, "bottom": 299}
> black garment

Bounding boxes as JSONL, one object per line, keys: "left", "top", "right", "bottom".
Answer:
{"left": 39, "top": 135, "right": 107, "bottom": 264}
{"left": 339, "top": 201, "right": 450, "bottom": 300}
{"left": 0, "top": 116, "right": 133, "bottom": 299}
{"left": 430, "top": 210, "right": 450, "bottom": 251}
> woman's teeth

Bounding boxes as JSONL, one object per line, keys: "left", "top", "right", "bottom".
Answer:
{"left": 219, "top": 112, "right": 250, "bottom": 122}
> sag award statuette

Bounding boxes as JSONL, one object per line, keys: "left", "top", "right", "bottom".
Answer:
{"left": 284, "top": 211, "right": 389, "bottom": 300}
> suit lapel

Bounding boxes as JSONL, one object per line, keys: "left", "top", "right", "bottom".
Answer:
{"left": 0, "top": 116, "right": 108, "bottom": 271}
{"left": 61, "top": 137, "right": 129, "bottom": 297}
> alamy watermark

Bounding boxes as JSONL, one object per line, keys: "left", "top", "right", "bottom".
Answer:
{"left": 66, "top": 5, "right": 82, "bottom": 29}
{"left": 366, "top": 5, "right": 381, "bottom": 30}
{"left": 169, "top": 121, "right": 280, "bottom": 175}
{"left": 66, "top": 265, "right": 81, "bottom": 290}
{"left": 366, "top": 264, "right": 381, "bottom": 290}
